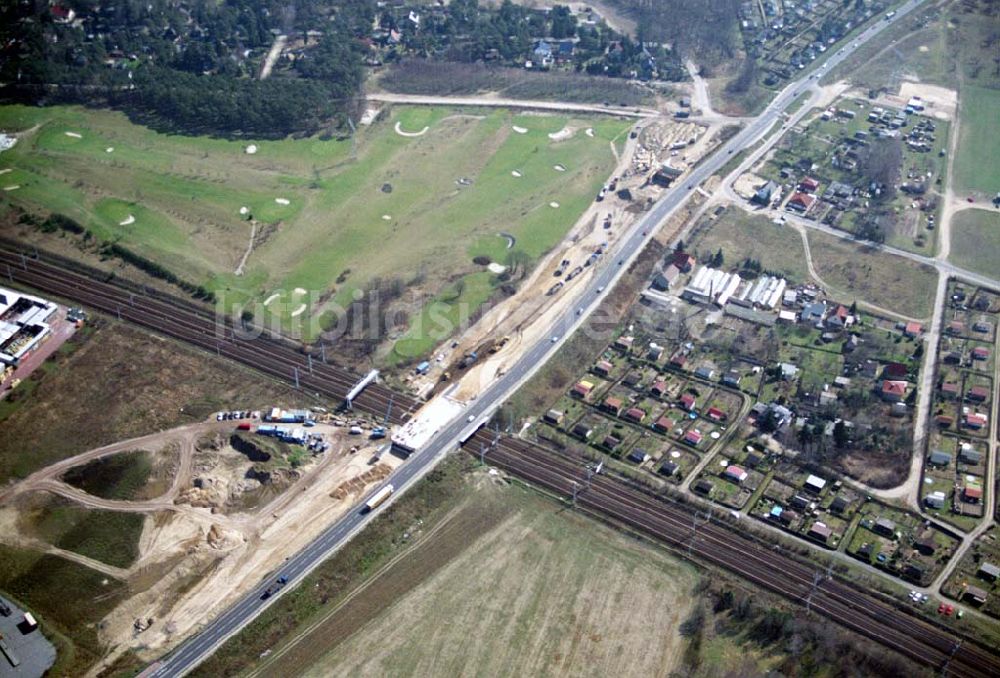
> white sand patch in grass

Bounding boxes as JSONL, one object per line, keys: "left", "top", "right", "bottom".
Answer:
{"left": 245, "top": 144, "right": 258, "bottom": 154}
{"left": 239, "top": 206, "right": 249, "bottom": 215}
{"left": 394, "top": 121, "right": 429, "bottom": 137}
{"left": 263, "top": 293, "right": 281, "bottom": 307}
{"left": 293, "top": 287, "right": 307, "bottom": 296}
{"left": 918, "top": 45, "right": 929, "bottom": 52}
{"left": 119, "top": 214, "right": 135, "bottom": 226}
{"left": 585, "top": 128, "right": 595, "bottom": 138}
{"left": 511, "top": 170, "right": 522, "bottom": 178}
{"left": 3, "top": 185, "right": 19, "bottom": 191}
{"left": 275, "top": 197, "right": 290, "bottom": 205}
{"left": 64, "top": 131, "right": 82, "bottom": 139}
{"left": 359, "top": 107, "right": 381, "bottom": 126}
{"left": 382, "top": 214, "right": 392, "bottom": 221}
{"left": 0, "top": 169, "right": 11, "bottom": 175}
{"left": 511, "top": 125, "right": 528, "bottom": 134}
{"left": 106, "top": 147, "right": 114, "bottom": 153}
{"left": 487, "top": 262, "right": 507, "bottom": 274}
{"left": 549, "top": 201, "right": 560, "bottom": 208}
{"left": 553, "top": 164, "right": 566, "bottom": 172}
{"left": 548, "top": 127, "right": 574, "bottom": 141}
{"left": 290, "top": 303, "right": 307, "bottom": 317}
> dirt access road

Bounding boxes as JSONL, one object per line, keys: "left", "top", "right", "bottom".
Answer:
{"left": 0, "top": 417, "right": 400, "bottom": 674}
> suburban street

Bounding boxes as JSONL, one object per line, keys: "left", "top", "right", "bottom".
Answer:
{"left": 147, "top": 2, "right": 936, "bottom": 674}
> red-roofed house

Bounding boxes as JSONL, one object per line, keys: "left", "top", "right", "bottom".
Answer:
{"left": 939, "top": 382, "right": 960, "bottom": 399}
{"left": 904, "top": 321, "right": 923, "bottom": 338}
{"left": 572, "top": 381, "right": 594, "bottom": 399}
{"left": 602, "top": 396, "right": 624, "bottom": 416}
{"left": 967, "top": 385, "right": 990, "bottom": 402}
{"left": 880, "top": 380, "right": 909, "bottom": 402}
{"left": 723, "top": 465, "right": 748, "bottom": 483}
{"left": 653, "top": 415, "right": 675, "bottom": 433}
{"left": 670, "top": 352, "right": 688, "bottom": 368}
{"left": 964, "top": 483, "right": 984, "bottom": 502}
{"left": 799, "top": 177, "right": 820, "bottom": 192}
{"left": 684, "top": 429, "right": 703, "bottom": 446}
{"left": 672, "top": 251, "right": 696, "bottom": 272}
{"left": 624, "top": 407, "right": 645, "bottom": 423}
{"left": 706, "top": 406, "right": 727, "bottom": 421}
{"left": 594, "top": 360, "right": 613, "bottom": 376}
{"left": 964, "top": 412, "right": 988, "bottom": 430}
{"left": 651, "top": 380, "right": 668, "bottom": 398}
{"left": 786, "top": 192, "right": 816, "bottom": 212}
{"left": 971, "top": 346, "right": 991, "bottom": 361}
{"left": 826, "top": 304, "right": 849, "bottom": 328}
{"left": 935, "top": 414, "right": 954, "bottom": 428}
{"left": 947, "top": 320, "right": 965, "bottom": 335}
{"left": 679, "top": 393, "right": 696, "bottom": 411}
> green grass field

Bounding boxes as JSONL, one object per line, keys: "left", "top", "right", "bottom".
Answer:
{"left": 22, "top": 497, "right": 145, "bottom": 569}
{"left": 949, "top": 208, "right": 1000, "bottom": 277}
{"left": 0, "top": 544, "right": 130, "bottom": 676}
{"left": 954, "top": 86, "right": 1000, "bottom": 195}
{"left": 0, "top": 105, "right": 630, "bottom": 353}
{"left": 688, "top": 209, "right": 811, "bottom": 282}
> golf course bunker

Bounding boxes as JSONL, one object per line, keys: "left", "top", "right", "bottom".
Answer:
{"left": 275, "top": 197, "right": 290, "bottom": 205}
{"left": 549, "top": 202, "right": 560, "bottom": 208}
{"left": 239, "top": 206, "right": 249, "bottom": 215}
{"left": 64, "top": 131, "right": 82, "bottom": 139}
{"left": 548, "top": 127, "right": 574, "bottom": 141}
{"left": 498, "top": 232, "right": 516, "bottom": 249}
{"left": 512, "top": 125, "right": 528, "bottom": 134}
{"left": 245, "top": 144, "right": 258, "bottom": 154}
{"left": 0, "top": 169, "right": 11, "bottom": 175}
{"left": 106, "top": 147, "right": 114, "bottom": 153}
{"left": 293, "top": 287, "right": 307, "bottom": 296}
{"left": 585, "top": 128, "right": 595, "bottom": 138}
{"left": 263, "top": 293, "right": 281, "bottom": 307}
{"left": 290, "top": 303, "right": 307, "bottom": 317}
{"left": 487, "top": 262, "right": 507, "bottom": 274}
{"left": 382, "top": 214, "right": 392, "bottom": 221}
{"left": 553, "top": 164, "right": 566, "bottom": 172}
{"left": 119, "top": 214, "right": 135, "bottom": 226}
{"left": 394, "top": 121, "right": 429, "bottom": 137}
{"left": 511, "top": 170, "right": 522, "bottom": 178}
{"left": 3, "top": 185, "right": 19, "bottom": 191}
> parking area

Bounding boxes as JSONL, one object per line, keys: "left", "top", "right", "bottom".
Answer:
{"left": 0, "top": 596, "right": 56, "bottom": 677}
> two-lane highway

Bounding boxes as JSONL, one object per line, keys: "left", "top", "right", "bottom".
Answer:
{"left": 149, "top": 2, "right": 931, "bottom": 674}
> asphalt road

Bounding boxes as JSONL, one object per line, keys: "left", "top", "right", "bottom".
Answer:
{"left": 149, "top": 3, "right": 928, "bottom": 675}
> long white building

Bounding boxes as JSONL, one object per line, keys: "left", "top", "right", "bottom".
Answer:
{"left": 682, "top": 266, "right": 741, "bottom": 306}
{"left": 0, "top": 286, "right": 57, "bottom": 365}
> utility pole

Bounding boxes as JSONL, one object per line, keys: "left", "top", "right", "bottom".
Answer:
{"left": 320, "top": 344, "right": 326, "bottom": 363}
{"left": 688, "top": 509, "right": 710, "bottom": 556}
{"left": 941, "top": 640, "right": 962, "bottom": 677}
{"left": 805, "top": 570, "right": 824, "bottom": 612}
{"left": 570, "top": 481, "right": 579, "bottom": 508}
{"left": 307, "top": 353, "right": 313, "bottom": 374}
{"left": 5, "top": 264, "right": 12, "bottom": 282}
{"left": 293, "top": 366, "right": 300, "bottom": 389}
{"left": 129, "top": 293, "right": 135, "bottom": 306}
{"left": 20, "top": 252, "right": 27, "bottom": 270}
{"left": 479, "top": 442, "right": 487, "bottom": 465}
{"left": 116, "top": 305, "right": 122, "bottom": 321}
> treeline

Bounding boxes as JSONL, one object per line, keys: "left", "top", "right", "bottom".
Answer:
{"left": 679, "top": 580, "right": 917, "bottom": 677}
{"left": 0, "top": 0, "right": 369, "bottom": 138}
{"left": 611, "top": 0, "right": 742, "bottom": 63}
{"left": 119, "top": 67, "right": 339, "bottom": 138}
{"left": 100, "top": 242, "right": 216, "bottom": 302}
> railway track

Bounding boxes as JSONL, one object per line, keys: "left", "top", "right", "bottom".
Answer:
{"left": 0, "top": 244, "right": 420, "bottom": 423}
{"left": 468, "top": 432, "right": 1000, "bottom": 677}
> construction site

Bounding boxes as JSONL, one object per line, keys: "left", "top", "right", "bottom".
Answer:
{"left": 0, "top": 407, "right": 397, "bottom": 671}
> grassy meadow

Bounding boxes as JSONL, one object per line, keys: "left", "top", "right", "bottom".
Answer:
{"left": 0, "top": 105, "right": 630, "bottom": 357}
